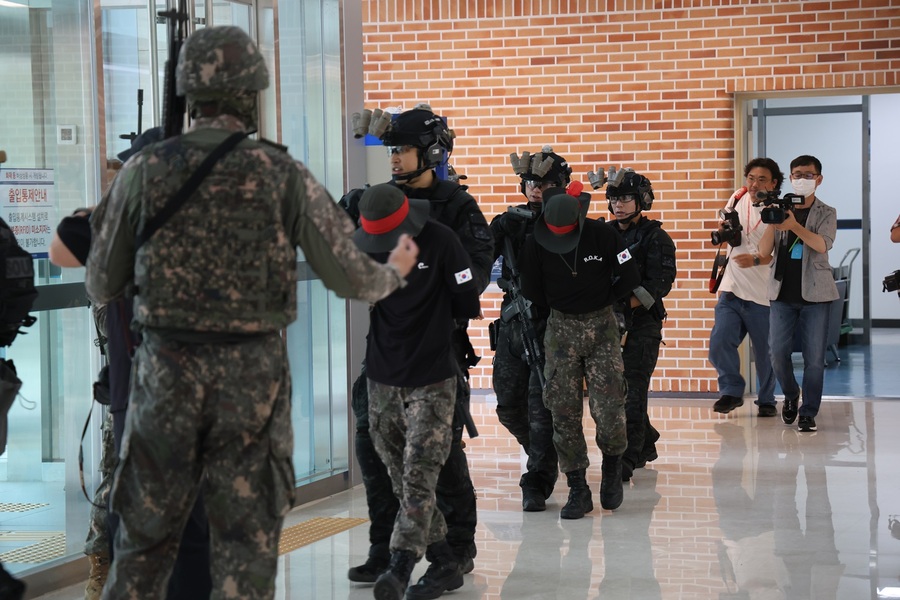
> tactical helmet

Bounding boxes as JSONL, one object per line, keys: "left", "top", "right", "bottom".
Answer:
{"left": 512, "top": 146, "right": 572, "bottom": 196}
{"left": 606, "top": 170, "right": 654, "bottom": 212}
{"left": 176, "top": 26, "right": 269, "bottom": 99}
{"left": 380, "top": 107, "right": 453, "bottom": 169}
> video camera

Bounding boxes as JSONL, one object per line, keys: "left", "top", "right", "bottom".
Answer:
{"left": 754, "top": 191, "right": 806, "bottom": 224}
{"left": 711, "top": 208, "right": 742, "bottom": 247}
{"left": 883, "top": 270, "right": 900, "bottom": 294}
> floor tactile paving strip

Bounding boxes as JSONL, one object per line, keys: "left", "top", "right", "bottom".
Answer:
{"left": 0, "top": 503, "right": 49, "bottom": 512}
{"left": 278, "top": 517, "right": 367, "bottom": 555}
{"left": 0, "top": 531, "right": 66, "bottom": 563}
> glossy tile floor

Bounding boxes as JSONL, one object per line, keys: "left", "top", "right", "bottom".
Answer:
{"left": 34, "top": 392, "right": 900, "bottom": 600}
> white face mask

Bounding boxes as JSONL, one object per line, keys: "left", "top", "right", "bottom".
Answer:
{"left": 791, "top": 177, "right": 817, "bottom": 198}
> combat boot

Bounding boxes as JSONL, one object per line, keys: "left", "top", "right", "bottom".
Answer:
{"left": 373, "top": 549, "right": 417, "bottom": 600}
{"left": 84, "top": 552, "right": 110, "bottom": 600}
{"left": 0, "top": 564, "right": 25, "bottom": 600}
{"left": 560, "top": 469, "right": 593, "bottom": 520}
{"left": 405, "top": 540, "right": 464, "bottom": 600}
{"left": 347, "top": 544, "right": 390, "bottom": 583}
{"left": 522, "top": 486, "right": 546, "bottom": 512}
{"left": 600, "top": 453, "right": 624, "bottom": 510}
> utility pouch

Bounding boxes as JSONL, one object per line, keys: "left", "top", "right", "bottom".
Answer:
{"left": 488, "top": 319, "right": 498, "bottom": 352}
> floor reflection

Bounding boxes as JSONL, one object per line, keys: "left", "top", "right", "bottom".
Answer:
{"left": 33, "top": 396, "right": 900, "bottom": 600}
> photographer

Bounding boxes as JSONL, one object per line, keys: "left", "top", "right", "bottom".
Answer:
{"left": 490, "top": 146, "right": 570, "bottom": 512}
{"left": 709, "top": 158, "right": 783, "bottom": 418}
{"left": 758, "top": 155, "right": 838, "bottom": 433}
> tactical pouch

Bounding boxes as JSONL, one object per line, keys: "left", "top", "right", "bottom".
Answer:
{"left": 488, "top": 319, "right": 498, "bottom": 351}
{"left": 1, "top": 359, "right": 22, "bottom": 455}
{"left": 92, "top": 365, "right": 111, "bottom": 406}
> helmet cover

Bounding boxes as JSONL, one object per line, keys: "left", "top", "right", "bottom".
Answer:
{"left": 176, "top": 26, "right": 269, "bottom": 100}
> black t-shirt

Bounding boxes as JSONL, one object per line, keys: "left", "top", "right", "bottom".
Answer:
{"left": 777, "top": 207, "right": 811, "bottom": 304}
{"left": 365, "top": 220, "right": 481, "bottom": 387}
{"left": 518, "top": 218, "right": 642, "bottom": 314}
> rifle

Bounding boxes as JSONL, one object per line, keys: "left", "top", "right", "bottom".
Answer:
{"left": 118, "top": 89, "right": 144, "bottom": 145}
{"left": 158, "top": 0, "right": 189, "bottom": 139}
{"left": 497, "top": 214, "right": 546, "bottom": 387}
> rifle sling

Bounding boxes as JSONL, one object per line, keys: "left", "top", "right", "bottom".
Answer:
{"left": 135, "top": 131, "right": 247, "bottom": 250}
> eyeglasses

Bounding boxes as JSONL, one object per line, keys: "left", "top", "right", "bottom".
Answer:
{"left": 609, "top": 194, "right": 637, "bottom": 205}
{"left": 791, "top": 172, "right": 819, "bottom": 180}
{"left": 746, "top": 175, "right": 771, "bottom": 185}
{"left": 525, "top": 180, "right": 551, "bottom": 190}
{"left": 387, "top": 145, "right": 415, "bottom": 155}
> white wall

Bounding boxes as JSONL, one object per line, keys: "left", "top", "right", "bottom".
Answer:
{"left": 869, "top": 94, "right": 900, "bottom": 321}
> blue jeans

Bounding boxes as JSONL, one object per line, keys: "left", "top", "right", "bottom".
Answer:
{"left": 769, "top": 300, "right": 830, "bottom": 417}
{"left": 708, "top": 292, "right": 775, "bottom": 405}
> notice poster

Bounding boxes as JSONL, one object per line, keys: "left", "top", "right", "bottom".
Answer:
{"left": 0, "top": 168, "right": 56, "bottom": 258}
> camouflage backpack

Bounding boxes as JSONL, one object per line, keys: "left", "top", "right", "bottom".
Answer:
{"left": 0, "top": 218, "right": 37, "bottom": 347}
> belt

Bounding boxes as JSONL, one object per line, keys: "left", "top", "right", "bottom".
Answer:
{"left": 549, "top": 305, "right": 613, "bottom": 320}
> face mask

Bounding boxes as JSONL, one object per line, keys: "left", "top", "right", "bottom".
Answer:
{"left": 791, "top": 177, "right": 817, "bottom": 198}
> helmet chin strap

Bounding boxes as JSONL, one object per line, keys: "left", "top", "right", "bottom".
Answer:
{"left": 610, "top": 205, "right": 639, "bottom": 223}
{"left": 391, "top": 150, "right": 432, "bottom": 185}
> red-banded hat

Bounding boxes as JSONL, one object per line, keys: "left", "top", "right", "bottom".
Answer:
{"left": 352, "top": 183, "right": 430, "bottom": 253}
{"left": 533, "top": 182, "right": 592, "bottom": 254}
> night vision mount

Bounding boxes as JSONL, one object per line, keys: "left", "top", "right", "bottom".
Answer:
{"left": 351, "top": 107, "right": 395, "bottom": 139}
{"left": 587, "top": 165, "right": 630, "bottom": 190}
{"left": 509, "top": 148, "right": 555, "bottom": 179}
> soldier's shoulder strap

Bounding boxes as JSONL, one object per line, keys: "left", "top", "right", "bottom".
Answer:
{"left": 258, "top": 138, "right": 288, "bottom": 153}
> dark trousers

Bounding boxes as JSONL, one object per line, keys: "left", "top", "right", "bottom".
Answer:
{"left": 106, "top": 300, "right": 212, "bottom": 600}
{"left": 491, "top": 319, "right": 557, "bottom": 497}
{"left": 621, "top": 314, "right": 662, "bottom": 470}
{"left": 352, "top": 367, "right": 477, "bottom": 562}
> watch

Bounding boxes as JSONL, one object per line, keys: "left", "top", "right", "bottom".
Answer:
{"left": 753, "top": 254, "right": 761, "bottom": 266}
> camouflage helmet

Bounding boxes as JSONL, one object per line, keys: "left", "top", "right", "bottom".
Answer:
{"left": 176, "top": 26, "right": 269, "bottom": 99}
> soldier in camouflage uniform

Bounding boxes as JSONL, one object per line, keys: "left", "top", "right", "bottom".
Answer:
{"left": 84, "top": 27, "right": 418, "bottom": 600}
{"left": 51, "top": 135, "right": 213, "bottom": 600}
{"left": 606, "top": 171, "right": 677, "bottom": 482}
{"left": 519, "top": 190, "right": 641, "bottom": 518}
{"left": 340, "top": 106, "right": 493, "bottom": 593}
{"left": 352, "top": 184, "right": 481, "bottom": 600}
{"left": 490, "top": 146, "right": 571, "bottom": 512}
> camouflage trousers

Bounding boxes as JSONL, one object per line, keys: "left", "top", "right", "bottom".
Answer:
{"left": 491, "top": 318, "right": 558, "bottom": 498}
{"left": 102, "top": 331, "right": 295, "bottom": 600}
{"left": 84, "top": 410, "right": 116, "bottom": 557}
{"left": 368, "top": 377, "right": 455, "bottom": 560}
{"left": 543, "top": 306, "right": 627, "bottom": 474}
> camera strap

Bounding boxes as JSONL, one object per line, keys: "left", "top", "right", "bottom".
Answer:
{"left": 708, "top": 245, "right": 728, "bottom": 293}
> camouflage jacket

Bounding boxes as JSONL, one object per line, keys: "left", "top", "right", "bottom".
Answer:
{"left": 86, "top": 115, "right": 405, "bottom": 334}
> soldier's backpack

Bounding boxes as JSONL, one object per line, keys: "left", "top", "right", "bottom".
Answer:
{"left": 0, "top": 217, "right": 37, "bottom": 347}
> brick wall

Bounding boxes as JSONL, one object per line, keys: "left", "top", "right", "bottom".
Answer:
{"left": 360, "top": 0, "right": 900, "bottom": 393}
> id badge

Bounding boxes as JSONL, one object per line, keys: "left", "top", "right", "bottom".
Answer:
{"left": 790, "top": 242, "right": 803, "bottom": 260}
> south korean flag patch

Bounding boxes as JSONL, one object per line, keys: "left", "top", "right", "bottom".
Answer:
{"left": 616, "top": 248, "right": 633, "bottom": 265}
{"left": 454, "top": 268, "right": 473, "bottom": 285}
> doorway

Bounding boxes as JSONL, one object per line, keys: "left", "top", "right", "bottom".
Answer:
{"left": 739, "top": 92, "right": 900, "bottom": 398}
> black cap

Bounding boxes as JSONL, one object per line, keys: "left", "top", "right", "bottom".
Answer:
{"left": 533, "top": 190, "right": 591, "bottom": 254}
{"left": 116, "top": 126, "right": 164, "bottom": 163}
{"left": 352, "top": 184, "right": 430, "bottom": 253}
